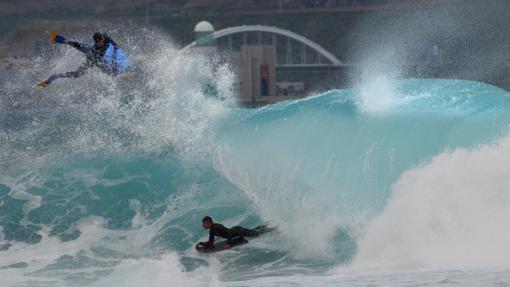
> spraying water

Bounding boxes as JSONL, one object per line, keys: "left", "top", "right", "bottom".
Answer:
{"left": 1, "top": 27, "right": 510, "bottom": 286}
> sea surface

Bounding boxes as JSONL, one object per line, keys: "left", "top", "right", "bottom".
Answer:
{"left": 0, "top": 45, "right": 509, "bottom": 286}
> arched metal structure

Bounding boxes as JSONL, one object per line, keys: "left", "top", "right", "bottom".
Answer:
{"left": 182, "top": 25, "right": 343, "bottom": 66}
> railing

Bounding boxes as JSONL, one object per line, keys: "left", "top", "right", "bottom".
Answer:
{"left": 183, "top": 0, "right": 441, "bottom": 15}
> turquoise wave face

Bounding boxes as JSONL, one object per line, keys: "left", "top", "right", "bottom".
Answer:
{"left": 213, "top": 79, "right": 510, "bottom": 257}
{"left": 0, "top": 158, "right": 242, "bottom": 244}
{"left": 1, "top": 78, "right": 509, "bottom": 285}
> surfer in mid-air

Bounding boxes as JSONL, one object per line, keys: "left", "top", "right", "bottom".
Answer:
{"left": 37, "top": 32, "right": 128, "bottom": 87}
{"left": 195, "top": 216, "right": 271, "bottom": 251}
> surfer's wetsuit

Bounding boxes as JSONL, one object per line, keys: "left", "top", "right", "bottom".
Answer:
{"left": 46, "top": 35, "right": 119, "bottom": 83}
{"left": 199, "top": 223, "right": 263, "bottom": 248}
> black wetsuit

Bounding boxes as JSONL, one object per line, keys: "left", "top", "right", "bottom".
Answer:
{"left": 199, "top": 223, "right": 263, "bottom": 248}
{"left": 49, "top": 35, "right": 119, "bottom": 82}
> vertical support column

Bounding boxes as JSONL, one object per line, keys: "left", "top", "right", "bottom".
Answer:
{"left": 273, "top": 34, "right": 278, "bottom": 64}
{"left": 258, "top": 32, "right": 262, "bottom": 46}
{"left": 228, "top": 35, "right": 233, "bottom": 51}
{"left": 286, "top": 38, "right": 292, "bottom": 65}
{"left": 248, "top": 47, "right": 254, "bottom": 106}
{"left": 302, "top": 44, "right": 306, "bottom": 65}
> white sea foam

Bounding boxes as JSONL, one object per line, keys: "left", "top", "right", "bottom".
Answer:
{"left": 92, "top": 253, "right": 220, "bottom": 287}
{"left": 341, "top": 134, "right": 510, "bottom": 272}
{"left": 357, "top": 74, "right": 400, "bottom": 113}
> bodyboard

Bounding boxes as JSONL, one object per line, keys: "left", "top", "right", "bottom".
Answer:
{"left": 196, "top": 225, "right": 275, "bottom": 254}
{"left": 196, "top": 236, "right": 248, "bottom": 254}
{"left": 102, "top": 44, "right": 129, "bottom": 75}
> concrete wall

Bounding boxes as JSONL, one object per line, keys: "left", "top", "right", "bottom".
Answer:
{"left": 240, "top": 45, "right": 276, "bottom": 106}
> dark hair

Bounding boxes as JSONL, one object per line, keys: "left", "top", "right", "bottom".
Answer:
{"left": 202, "top": 216, "right": 213, "bottom": 223}
{"left": 93, "top": 32, "right": 104, "bottom": 43}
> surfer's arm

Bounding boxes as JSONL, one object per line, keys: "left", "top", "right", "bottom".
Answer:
{"left": 197, "top": 231, "right": 215, "bottom": 248}
{"left": 206, "top": 231, "right": 215, "bottom": 246}
{"left": 198, "top": 238, "right": 213, "bottom": 246}
{"left": 68, "top": 41, "right": 94, "bottom": 54}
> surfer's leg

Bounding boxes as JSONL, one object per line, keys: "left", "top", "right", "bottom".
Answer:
{"left": 254, "top": 225, "right": 274, "bottom": 233}
{"left": 38, "top": 64, "right": 89, "bottom": 86}
{"left": 230, "top": 226, "right": 261, "bottom": 237}
{"left": 62, "top": 64, "right": 89, "bottom": 78}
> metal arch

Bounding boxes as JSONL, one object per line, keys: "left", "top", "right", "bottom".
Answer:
{"left": 182, "top": 25, "right": 343, "bottom": 66}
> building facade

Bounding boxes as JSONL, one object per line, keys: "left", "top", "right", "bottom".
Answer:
{"left": 186, "top": 22, "right": 353, "bottom": 107}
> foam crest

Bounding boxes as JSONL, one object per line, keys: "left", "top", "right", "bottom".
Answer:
{"left": 357, "top": 74, "right": 399, "bottom": 113}
{"left": 343, "top": 134, "right": 510, "bottom": 271}
{"left": 92, "top": 253, "right": 220, "bottom": 287}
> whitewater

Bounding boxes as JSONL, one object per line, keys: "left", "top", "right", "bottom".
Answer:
{"left": 0, "top": 35, "right": 509, "bottom": 286}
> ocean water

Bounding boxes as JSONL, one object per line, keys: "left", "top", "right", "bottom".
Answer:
{"left": 0, "top": 44, "right": 509, "bottom": 286}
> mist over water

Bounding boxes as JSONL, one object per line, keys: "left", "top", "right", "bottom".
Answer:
{"left": 1, "top": 17, "right": 510, "bottom": 287}
{"left": 346, "top": 0, "right": 510, "bottom": 85}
